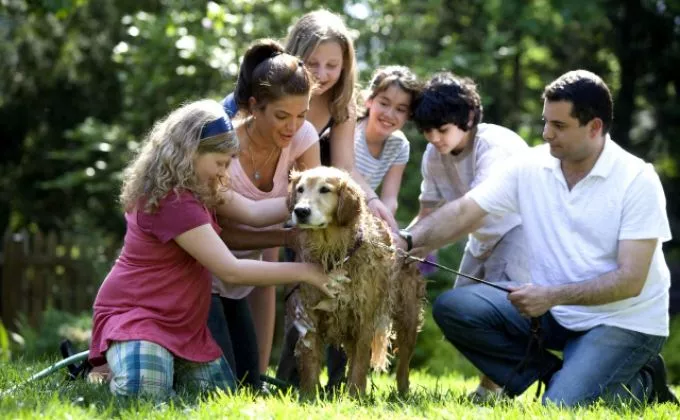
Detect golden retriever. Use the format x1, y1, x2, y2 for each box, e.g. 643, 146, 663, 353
287, 166, 426, 397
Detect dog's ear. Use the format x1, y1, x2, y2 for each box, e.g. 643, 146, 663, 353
287, 170, 301, 212
336, 179, 362, 226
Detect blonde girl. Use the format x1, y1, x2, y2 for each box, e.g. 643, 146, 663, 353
284, 9, 398, 230
89, 99, 330, 398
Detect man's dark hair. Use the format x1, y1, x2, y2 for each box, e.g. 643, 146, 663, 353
542, 70, 613, 134
412, 72, 483, 132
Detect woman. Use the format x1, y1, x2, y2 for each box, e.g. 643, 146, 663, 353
208, 39, 319, 390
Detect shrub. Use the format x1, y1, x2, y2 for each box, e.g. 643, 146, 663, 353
409, 243, 479, 377
0, 319, 10, 361
12, 307, 92, 361
662, 315, 680, 384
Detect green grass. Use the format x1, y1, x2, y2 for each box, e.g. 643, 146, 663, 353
1, 361, 680, 419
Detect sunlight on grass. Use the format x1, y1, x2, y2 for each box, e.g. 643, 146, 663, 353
1, 360, 679, 419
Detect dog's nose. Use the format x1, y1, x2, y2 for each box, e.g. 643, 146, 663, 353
294, 207, 311, 221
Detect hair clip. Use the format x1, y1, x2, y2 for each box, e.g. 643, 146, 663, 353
200, 114, 234, 139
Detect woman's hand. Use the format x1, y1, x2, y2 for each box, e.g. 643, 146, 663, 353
301, 263, 335, 297
367, 197, 399, 232
216, 192, 288, 227
283, 225, 300, 249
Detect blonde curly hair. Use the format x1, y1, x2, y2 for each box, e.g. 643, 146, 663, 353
120, 99, 239, 213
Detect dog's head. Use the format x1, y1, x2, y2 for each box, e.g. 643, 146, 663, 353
288, 166, 364, 229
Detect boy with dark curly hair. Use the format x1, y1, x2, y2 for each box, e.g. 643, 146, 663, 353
405, 71, 530, 402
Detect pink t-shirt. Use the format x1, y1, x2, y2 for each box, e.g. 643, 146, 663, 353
213, 120, 318, 299
89, 191, 223, 365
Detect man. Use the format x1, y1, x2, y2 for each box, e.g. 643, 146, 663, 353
407, 71, 531, 401
397, 70, 676, 406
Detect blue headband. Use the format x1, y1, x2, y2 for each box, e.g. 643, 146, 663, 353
200, 114, 234, 139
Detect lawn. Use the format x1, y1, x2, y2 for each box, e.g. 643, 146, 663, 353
1, 360, 679, 419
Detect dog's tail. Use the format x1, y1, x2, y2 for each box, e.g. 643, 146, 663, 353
370, 315, 393, 372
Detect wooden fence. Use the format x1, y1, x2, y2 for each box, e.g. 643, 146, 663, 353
1, 228, 113, 328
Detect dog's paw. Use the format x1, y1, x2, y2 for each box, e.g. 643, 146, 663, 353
312, 299, 335, 312
326, 268, 351, 300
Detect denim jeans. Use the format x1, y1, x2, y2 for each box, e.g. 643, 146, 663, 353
432, 284, 666, 406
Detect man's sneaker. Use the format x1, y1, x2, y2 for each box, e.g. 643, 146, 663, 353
644, 354, 679, 405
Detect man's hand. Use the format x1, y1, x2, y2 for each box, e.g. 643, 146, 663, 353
507, 284, 556, 318
408, 246, 431, 259
394, 234, 407, 251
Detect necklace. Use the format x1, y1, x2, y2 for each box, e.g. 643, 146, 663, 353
245, 123, 277, 181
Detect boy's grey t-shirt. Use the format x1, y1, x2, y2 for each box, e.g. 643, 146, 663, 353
419, 123, 528, 257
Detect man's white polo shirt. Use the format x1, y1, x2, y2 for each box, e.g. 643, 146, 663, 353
467, 138, 671, 336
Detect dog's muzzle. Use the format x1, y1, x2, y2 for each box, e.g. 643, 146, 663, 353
293, 206, 311, 223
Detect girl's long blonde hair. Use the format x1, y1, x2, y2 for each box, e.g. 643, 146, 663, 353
120, 99, 239, 213
285, 9, 357, 123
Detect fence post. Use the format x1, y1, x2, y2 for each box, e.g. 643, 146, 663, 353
1, 229, 27, 329
30, 229, 46, 327
1, 227, 111, 330
46, 231, 59, 310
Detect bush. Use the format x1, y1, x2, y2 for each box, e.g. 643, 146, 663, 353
12, 307, 92, 361
409, 242, 479, 377
662, 316, 680, 384
412, 308, 477, 377
0, 319, 10, 361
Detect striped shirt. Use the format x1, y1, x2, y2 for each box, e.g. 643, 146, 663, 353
354, 120, 410, 190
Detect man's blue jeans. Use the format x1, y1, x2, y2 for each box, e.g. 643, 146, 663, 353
432, 284, 666, 406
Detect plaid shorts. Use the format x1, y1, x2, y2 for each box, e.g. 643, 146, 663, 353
106, 340, 235, 398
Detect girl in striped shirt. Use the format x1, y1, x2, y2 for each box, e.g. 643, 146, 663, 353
354, 66, 421, 215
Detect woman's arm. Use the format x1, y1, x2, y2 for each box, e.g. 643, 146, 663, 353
378, 163, 407, 215
328, 115, 356, 173
354, 166, 399, 232
215, 192, 288, 227
328, 108, 399, 231
218, 223, 294, 250
175, 224, 331, 294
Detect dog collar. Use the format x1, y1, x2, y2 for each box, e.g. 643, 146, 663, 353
342, 229, 364, 264
330, 229, 364, 271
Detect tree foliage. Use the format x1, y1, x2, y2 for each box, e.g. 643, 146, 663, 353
1, 0, 679, 249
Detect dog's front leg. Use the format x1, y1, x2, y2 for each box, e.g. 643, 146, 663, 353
346, 334, 373, 397
296, 330, 322, 400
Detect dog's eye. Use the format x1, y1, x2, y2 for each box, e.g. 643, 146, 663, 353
297, 186, 304, 193
319, 186, 330, 193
